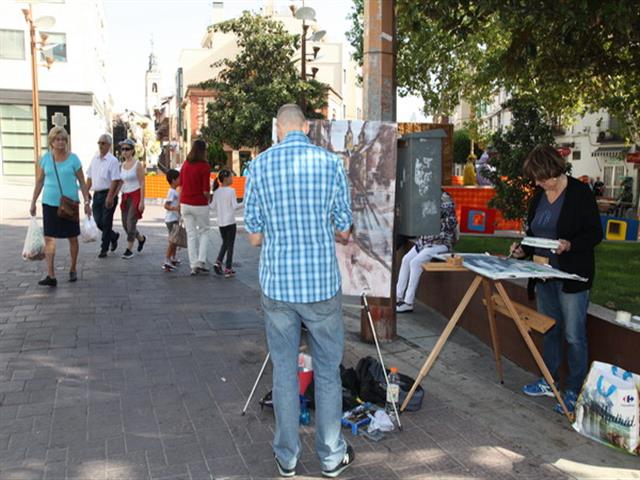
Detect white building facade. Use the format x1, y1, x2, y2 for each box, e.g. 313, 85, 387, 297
0, 0, 112, 175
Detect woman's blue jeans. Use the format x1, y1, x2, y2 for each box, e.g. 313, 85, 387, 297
261, 292, 347, 471
536, 280, 590, 392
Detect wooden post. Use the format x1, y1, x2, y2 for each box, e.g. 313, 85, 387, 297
361, 0, 397, 341
482, 278, 504, 384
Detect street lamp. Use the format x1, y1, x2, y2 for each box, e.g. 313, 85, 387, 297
22, 4, 56, 173
290, 4, 326, 111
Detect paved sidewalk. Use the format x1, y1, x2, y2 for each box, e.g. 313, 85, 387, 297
0, 178, 637, 480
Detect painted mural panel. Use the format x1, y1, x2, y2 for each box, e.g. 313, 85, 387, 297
308, 120, 398, 298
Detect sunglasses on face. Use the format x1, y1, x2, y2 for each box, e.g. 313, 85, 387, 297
121, 147, 133, 151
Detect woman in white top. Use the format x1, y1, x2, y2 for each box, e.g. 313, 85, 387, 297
118, 139, 146, 259
211, 169, 241, 277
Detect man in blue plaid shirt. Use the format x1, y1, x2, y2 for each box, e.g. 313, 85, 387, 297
244, 104, 354, 478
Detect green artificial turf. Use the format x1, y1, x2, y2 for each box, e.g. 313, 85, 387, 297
455, 236, 640, 315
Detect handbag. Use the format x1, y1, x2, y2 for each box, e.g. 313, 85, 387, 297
169, 221, 187, 248
52, 156, 80, 222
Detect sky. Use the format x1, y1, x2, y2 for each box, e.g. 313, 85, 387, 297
103, 0, 427, 121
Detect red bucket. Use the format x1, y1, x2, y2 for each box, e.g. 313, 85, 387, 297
298, 369, 313, 395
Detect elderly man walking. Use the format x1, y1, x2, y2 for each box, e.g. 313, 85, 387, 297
86, 134, 122, 258
244, 104, 354, 478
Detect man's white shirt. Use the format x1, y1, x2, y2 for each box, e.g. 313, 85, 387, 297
87, 152, 121, 191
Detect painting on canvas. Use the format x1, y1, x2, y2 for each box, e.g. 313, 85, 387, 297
308, 120, 398, 297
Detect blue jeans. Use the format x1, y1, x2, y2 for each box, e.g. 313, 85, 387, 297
261, 292, 346, 471
536, 280, 590, 392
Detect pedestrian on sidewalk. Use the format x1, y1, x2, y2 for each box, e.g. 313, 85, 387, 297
118, 139, 146, 259
510, 145, 602, 414
180, 139, 211, 275
396, 191, 458, 313
86, 134, 122, 258
244, 104, 354, 478
163, 169, 181, 271
29, 126, 91, 286
211, 169, 241, 277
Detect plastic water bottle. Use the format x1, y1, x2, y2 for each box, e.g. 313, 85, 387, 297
299, 395, 311, 425
385, 367, 400, 421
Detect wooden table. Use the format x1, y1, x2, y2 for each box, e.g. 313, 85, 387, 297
400, 261, 573, 422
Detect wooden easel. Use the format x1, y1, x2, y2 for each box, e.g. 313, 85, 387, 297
400, 259, 573, 422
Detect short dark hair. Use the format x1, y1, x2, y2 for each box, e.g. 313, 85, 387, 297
523, 145, 566, 181
186, 139, 207, 163
166, 169, 179, 185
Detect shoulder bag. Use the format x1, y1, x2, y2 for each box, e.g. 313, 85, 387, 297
169, 220, 187, 248
52, 156, 80, 222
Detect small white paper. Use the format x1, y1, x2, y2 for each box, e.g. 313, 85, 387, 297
521, 236, 561, 250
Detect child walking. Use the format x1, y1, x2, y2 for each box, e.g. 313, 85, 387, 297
211, 169, 240, 277
163, 169, 181, 272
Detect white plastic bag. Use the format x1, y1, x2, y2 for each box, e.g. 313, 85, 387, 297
80, 216, 100, 243
22, 216, 45, 261
573, 361, 640, 455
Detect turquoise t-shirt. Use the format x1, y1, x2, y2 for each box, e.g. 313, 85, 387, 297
40, 152, 82, 206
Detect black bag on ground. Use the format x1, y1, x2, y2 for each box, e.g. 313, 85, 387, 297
355, 356, 424, 412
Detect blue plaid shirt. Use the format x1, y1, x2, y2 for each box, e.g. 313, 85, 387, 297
244, 131, 352, 303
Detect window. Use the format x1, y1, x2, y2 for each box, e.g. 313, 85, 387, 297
343, 69, 347, 83
0, 105, 47, 175
152, 83, 158, 93
0, 30, 25, 60
40, 32, 67, 62
603, 164, 626, 198
572, 150, 581, 160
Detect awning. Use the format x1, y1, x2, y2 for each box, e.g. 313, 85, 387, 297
591, 146, 630, 157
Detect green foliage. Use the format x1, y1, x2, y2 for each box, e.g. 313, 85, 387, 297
347, 1, 640, 140
485, 96, 554, 222
207, 141, 227, 171
453, 129, 482, 165
201, 12, 329, 151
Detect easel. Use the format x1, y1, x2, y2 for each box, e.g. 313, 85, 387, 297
400, 259, 574, 422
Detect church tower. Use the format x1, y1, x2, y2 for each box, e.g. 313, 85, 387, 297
145, 39, 161, 116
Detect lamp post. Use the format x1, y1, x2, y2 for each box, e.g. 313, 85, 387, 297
290, 4, 325, 112
22, 4, 55, 174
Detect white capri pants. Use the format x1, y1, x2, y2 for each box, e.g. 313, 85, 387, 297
396, 244, 449, 305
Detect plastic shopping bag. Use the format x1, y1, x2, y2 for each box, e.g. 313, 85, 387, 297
22, 216, 45, 261
573, 361, 640, 455
80, 216, 100, 243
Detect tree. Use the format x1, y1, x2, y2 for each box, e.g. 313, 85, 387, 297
485, 96, 554, 223
201, 12, 329, 151
453, 129, 482, 165
347, 1, 640, 140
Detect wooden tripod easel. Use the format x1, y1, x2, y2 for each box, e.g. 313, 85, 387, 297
400, 261, 573, 422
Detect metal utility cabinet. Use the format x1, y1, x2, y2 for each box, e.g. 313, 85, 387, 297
396, 129, 446, 237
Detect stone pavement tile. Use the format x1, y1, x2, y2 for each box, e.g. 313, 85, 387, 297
0, 404, 19, 420
148, 463, 189, 480
163, 441, 206, 466
106, 463, 150, 480
0, 466, 46, 480
124, 433, 163, 454
17, 401, 54, 418
43, 461, 67, 480
206, 455, 249, 479
154, 405, 195, 437
45, 447, 68, 465
67, 461, 107, 480
186, 462, 212, 480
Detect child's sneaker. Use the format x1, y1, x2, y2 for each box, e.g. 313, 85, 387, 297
162, 262, 175, 272
224, 268, 236, 278
522, 378, 554, 397
553, 390, 578, 415
213, 261, 223, 275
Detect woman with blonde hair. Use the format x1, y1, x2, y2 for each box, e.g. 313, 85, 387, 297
29, 126, 91, 286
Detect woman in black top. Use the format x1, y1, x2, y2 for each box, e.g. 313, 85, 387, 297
510, 145, 602, 414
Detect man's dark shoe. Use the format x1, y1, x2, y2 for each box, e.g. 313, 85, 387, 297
137, 235, 146, 252
38, 276, 57, 287
98, 251, 108, 258
121, 249, 134, 260
69, 271, 77, 282
110, 232, 119, 252
322, 445, 354, 478
274, 455, 295, 478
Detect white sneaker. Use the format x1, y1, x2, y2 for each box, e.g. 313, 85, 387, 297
396, 302, 414, 313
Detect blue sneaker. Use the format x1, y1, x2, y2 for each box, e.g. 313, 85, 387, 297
554, 390, 578, 415
522, 378, 554, 397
